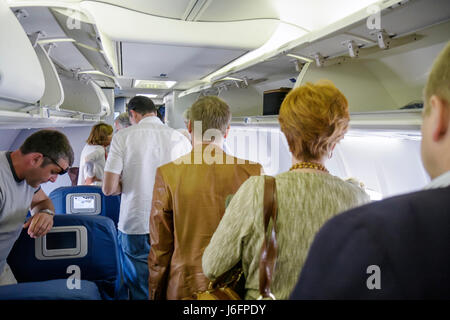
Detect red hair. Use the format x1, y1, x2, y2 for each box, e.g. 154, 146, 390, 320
278, 80, 349, 161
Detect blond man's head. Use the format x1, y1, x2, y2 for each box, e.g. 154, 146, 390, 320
189, 96, 231, 136
423, 42, 450, 116
279, 80, 349, 162
420, 42, 450, 179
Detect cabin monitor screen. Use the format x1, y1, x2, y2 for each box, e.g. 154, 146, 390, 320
66, 193, 101, 215
37, 226, 88, 260
73, 195, 95, 210
46, 231, 77, 250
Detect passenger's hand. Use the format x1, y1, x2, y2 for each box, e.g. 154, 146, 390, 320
85, 176, 101, 185
23, 212, 54, 238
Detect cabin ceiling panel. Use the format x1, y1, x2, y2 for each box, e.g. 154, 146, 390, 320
192, 0, 277, 22
121, 42, 247, 82
80, 1, 278, 50
86, 0, 278, 22
89, 0, 194, 20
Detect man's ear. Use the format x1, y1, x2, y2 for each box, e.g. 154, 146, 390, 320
430, 95, 450, 142
224, 125, 230, 139
28, 152, 44, 168
187, 120, 192, 134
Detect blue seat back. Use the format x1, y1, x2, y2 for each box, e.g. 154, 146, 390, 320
49, 186, 120, 228
0, 279, 102, 300
7, 215, 122, 299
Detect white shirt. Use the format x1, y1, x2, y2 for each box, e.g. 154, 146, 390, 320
77, 144, 106, 186
104, 116, 192, 234
424, 170, 450, 189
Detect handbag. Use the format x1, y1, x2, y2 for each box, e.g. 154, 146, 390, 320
190, 175, 278, 300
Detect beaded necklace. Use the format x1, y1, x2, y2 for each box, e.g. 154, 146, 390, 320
289, 162, 329, 173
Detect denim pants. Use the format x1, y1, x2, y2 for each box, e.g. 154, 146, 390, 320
117, 231, 150, 300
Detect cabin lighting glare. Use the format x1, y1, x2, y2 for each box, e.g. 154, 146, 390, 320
134, 80, 176, 89
137, 94, 158, 98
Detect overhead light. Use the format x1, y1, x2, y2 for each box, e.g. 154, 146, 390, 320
134, 80, 176, 89
136, 94, 158, 98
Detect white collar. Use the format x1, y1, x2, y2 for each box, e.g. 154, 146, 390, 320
424, 170, 450, 189
139, 115, 162, 125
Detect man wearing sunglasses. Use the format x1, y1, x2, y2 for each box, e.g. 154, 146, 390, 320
0, 129, 74, 286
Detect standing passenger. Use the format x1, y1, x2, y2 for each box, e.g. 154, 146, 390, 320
114, 112, 131, 132
78, 122, 113, 186
148, 96, 262, 300
202, 81, 370, 299
0, 130, 74, 285
102, 96, 191, 300
176, 108, 191, 142
290, 42, 450, 300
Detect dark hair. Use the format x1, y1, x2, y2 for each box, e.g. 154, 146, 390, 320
157, 106, 165, 123
127, 96, 157, 116
20, 130, 74, 166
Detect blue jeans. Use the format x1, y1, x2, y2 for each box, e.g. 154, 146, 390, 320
117, 231, 150, 300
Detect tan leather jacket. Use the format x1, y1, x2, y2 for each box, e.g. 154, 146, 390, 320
148, 145, 261, 300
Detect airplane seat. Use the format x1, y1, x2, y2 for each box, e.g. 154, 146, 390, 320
68, 167, 80, 186
49, 186, 120, 228
0, 279, 102, 300
5, 215, 123, 300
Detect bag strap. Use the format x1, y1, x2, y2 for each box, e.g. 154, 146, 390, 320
258, 175, 278, 300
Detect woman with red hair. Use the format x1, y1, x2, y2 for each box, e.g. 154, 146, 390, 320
203, 80, 370, 300
78, 122, 113, 186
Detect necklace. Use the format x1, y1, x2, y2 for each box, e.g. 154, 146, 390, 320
290, 162, 329, 173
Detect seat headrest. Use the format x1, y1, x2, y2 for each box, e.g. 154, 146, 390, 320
49, 186, 120, 227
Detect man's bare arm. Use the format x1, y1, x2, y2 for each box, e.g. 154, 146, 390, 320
102, 171, 122, 196
25, 189, 55, 238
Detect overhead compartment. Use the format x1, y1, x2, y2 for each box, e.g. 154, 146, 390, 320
34, 43, 64, 110
294, 0, 450, 112
1, 4, 113, 128
0, 0, 45, 110
58, 72, 111, 117
199, 0, 449, 115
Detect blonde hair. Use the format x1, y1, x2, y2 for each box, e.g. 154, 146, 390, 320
189, 96, 231, 135
182, 108, 191, 122
86, 122, 113, 146
279, 80, 349, 161
424, 41, 450, 115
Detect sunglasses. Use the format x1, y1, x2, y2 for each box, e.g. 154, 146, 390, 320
43, 154, 69, 175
